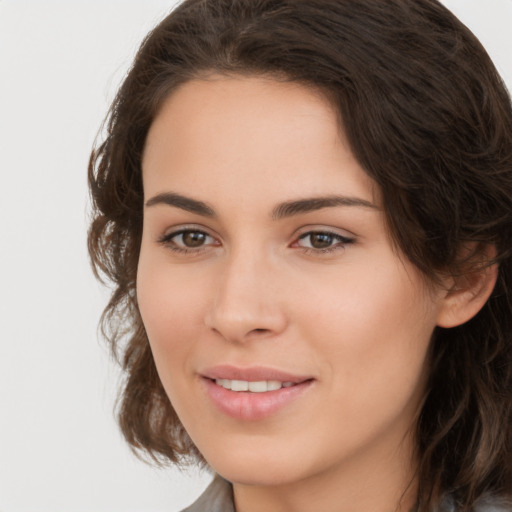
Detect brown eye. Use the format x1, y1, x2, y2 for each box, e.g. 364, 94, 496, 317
161, 229, 217, 252
309, 233, 335, 249
181, 230, 208, 247
296, 231, 354, 252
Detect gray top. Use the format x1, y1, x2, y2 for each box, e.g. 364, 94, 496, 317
469, 496, 512, 512
181, 476, 235, 512
444, 495, 512, 512
180, 476, 511, 512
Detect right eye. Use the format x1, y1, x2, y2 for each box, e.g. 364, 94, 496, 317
158, 229, 219, 253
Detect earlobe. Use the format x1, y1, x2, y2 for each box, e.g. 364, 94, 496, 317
436, 246, 498, 329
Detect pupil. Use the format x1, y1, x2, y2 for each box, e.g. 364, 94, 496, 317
311, 233, 333, 249
183, 231, 205, 247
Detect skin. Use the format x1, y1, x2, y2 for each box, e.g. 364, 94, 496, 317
137, 75, 459, 512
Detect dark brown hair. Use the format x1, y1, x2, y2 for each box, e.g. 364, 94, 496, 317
88, 0, 512, 510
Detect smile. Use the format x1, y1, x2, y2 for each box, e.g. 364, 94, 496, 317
200, 366, 314, 420
215, 379, 296, 392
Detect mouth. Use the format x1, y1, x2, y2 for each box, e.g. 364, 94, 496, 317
200, 366, 315, 420
213, 379, 298, 392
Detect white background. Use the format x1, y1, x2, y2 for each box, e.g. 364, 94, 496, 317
0, 1, 511, 511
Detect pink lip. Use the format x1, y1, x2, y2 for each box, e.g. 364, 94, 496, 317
200, 365, 314, 421
201, 365, 312, 383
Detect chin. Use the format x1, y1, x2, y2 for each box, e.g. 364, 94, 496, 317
198, 436, 316, 487
214, 462, 305, 487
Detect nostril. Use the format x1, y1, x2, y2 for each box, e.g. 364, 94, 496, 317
250, 328, 270, 335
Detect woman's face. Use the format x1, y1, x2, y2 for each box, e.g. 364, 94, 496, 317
138, 76, 446, 490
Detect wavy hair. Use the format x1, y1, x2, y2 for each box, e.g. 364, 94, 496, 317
88, 1, 512, 510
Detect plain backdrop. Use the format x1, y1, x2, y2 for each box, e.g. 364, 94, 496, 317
0, 1, 511, 511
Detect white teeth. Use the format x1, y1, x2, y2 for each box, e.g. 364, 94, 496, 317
231, 380, 249, 392
217, 379, 231, 390
266, 380, 283, 391
215, 379, 296, 392
248, 381, 268, 392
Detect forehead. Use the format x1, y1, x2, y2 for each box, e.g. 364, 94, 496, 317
142, 75, 378, 208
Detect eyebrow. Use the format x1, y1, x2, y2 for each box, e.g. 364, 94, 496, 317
145, 192, 215, 217
271, 196, 378, 220
145, 192, 377, 219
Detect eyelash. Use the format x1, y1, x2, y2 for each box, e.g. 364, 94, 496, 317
294, 231, 355, 255
157, 228, 355, 255
157, 228, 218, 254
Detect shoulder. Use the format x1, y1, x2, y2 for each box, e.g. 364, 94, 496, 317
180, 475, 235, 512
473, 495, 512, 512
441, 494, 512, 512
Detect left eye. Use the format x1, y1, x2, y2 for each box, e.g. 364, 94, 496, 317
296, 231, 353, 250
162, 229, 216, 250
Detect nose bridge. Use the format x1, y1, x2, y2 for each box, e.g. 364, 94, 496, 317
205, 241, 286, 342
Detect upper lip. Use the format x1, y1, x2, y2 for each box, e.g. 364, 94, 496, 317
200, 365, 313, 383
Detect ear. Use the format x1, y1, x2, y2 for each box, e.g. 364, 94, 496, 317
436, 244, 498, 329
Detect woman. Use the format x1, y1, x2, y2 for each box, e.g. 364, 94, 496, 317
88, 0, 512, 511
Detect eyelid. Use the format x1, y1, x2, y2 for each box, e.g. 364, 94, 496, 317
293, 224, 356, 241
157, 224, 221, 252
157, 223, 216, 240
290, 226, 356, 254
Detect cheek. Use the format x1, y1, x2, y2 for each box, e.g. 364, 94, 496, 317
299, 263, 430, 343
295, 257, 436, 409
136, 252, 211, 385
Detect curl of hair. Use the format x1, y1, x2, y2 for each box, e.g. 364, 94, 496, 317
88, 0, 512, 508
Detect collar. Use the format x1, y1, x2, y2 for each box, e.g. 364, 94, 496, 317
181, 475, 235, 512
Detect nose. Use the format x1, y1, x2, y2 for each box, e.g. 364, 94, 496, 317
204, 248, 288, 343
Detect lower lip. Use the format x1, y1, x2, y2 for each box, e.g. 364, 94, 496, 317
202, 378, 313, 421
